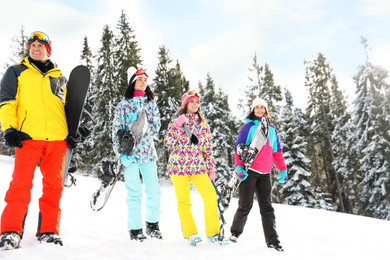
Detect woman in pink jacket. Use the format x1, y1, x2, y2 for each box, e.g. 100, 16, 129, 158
229, 98, 287, 251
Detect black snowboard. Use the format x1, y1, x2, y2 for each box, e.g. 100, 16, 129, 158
61, 65, 91, 187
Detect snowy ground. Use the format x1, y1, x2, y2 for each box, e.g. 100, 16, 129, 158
0, 154, 389, 260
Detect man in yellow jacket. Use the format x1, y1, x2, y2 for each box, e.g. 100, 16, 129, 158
0, 31, 70, 249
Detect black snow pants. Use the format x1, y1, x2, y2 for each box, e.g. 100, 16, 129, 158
230, 170, 279, 244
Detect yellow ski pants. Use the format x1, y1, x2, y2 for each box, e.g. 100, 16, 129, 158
170, 174, 220, 239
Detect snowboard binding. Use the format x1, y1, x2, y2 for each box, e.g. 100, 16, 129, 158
97, 159, 121, 188
214, 180, 233, 213
236, 143, 259, 166
117, 129, 136, 156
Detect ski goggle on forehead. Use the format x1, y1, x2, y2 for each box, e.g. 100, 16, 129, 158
183, 90, 200, 104
135, 69, 148, 78
28, 31, 50, 45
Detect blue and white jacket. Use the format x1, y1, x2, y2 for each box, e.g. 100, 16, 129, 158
112, 95, 160, 164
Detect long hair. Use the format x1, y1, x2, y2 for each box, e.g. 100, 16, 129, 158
124, 81, 155, 101
246, 108, 272, 123
179, 104, 206, 123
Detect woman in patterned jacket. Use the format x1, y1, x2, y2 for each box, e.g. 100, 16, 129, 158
164, 90, 224, 246
112, 68, 162, 242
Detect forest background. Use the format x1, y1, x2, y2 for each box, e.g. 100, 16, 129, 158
1, 9, 389, 222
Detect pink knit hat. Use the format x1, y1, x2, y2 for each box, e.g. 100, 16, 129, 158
181, 90, 200, 108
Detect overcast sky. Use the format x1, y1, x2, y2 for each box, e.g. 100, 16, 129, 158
1, 0, 389, 116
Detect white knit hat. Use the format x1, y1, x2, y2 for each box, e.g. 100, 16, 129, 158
127, 67, 148, 85
251, 98, 268, 111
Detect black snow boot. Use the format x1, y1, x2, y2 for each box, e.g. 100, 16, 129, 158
145, 222, 163, 239
267, 241, 284, 252
129, 229, 147, 242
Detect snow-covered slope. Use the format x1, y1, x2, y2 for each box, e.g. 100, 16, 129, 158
0, 154, 389, 260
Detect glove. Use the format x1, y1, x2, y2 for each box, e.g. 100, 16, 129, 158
278, 170, 288, 183
66, 134, 78, 149
236, 165, 248, 182
120, 154, 133, 167
4, 128, 23, 148
173, 115, 188, 129
129, 113, 138, 122
208, 169, 216, 182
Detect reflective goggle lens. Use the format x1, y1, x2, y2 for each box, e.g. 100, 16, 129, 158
135, 69, 148, 78
28, 31, 50, 44
187, 90, 198, 97
182, 90, 200, 105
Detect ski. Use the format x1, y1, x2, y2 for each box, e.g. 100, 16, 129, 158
90, 104, 149, 211
61, 65, 91, 187
168, 97, 199, 145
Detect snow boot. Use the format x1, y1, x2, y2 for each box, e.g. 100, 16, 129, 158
0, 232, 21, 250
145, 222, 162, 239
188, 234, 202, 246
130, 229, 147, 242
37, 232, 63, 246
267, 241, 284, 252
229, 233, 239, 243
207, 234, 229, 246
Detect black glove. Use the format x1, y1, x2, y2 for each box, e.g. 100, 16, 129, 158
4, 128, 23, 148
66, 134, 78, 149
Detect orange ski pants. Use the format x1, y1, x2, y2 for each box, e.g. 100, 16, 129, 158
0, 140, 67, 237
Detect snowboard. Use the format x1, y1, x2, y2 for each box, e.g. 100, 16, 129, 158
128, 104, 148, 155
236, 116, 269, 171
212, 178, 236, 245
90, 159, 122, 211
168, 97, 199, 145
90, 104, 149, 211
61, 65, 91, 187
214, 173, 239, 213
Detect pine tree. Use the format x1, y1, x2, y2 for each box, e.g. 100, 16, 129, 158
238, 53, 262, 116
352, 37, 390, 219
88, 25, 118, 173
2, 26, 29, 70
76, 35, 95, 171
115, 9, 142, 96
261, 63, 283, 124
238, 53, 282, 122
278, 89, 316, 207
198, 73, 235, 182
328, 75, 362, 214
304, 53, 344, 212
0, 26, 29, 156
153, 46, 189, 177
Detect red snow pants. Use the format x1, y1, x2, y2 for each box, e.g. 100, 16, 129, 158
0, 140, 67, 237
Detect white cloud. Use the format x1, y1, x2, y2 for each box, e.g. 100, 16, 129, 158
359, 0, 390, 16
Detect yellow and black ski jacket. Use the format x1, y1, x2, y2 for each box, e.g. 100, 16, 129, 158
0, 57, 68, 141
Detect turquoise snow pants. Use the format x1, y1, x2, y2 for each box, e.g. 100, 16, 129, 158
123, 161, 161, 231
